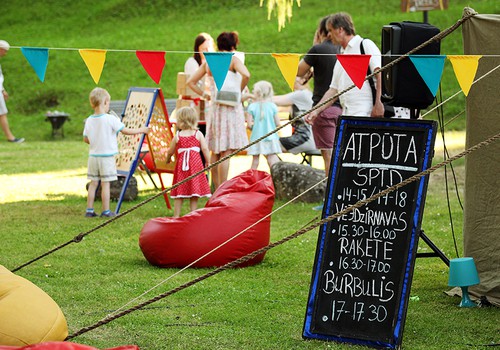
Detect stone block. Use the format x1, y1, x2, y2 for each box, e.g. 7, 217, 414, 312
86, 176, 138, 201
271, 162, 326, 203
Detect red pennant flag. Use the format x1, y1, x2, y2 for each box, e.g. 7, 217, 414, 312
136, 51, 166, 84
336, 54, 371, 89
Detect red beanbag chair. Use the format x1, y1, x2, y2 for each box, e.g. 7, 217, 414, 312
139, 169, 274, 268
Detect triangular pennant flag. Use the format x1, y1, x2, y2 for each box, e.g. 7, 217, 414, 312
136, 50, 166, 84
204, 52, 234, 91
336, 54, 372, 89
271, 53, 300, 91
447, 55, 481, 96
21, 47, 49, 82
79, 49, 107, 84
409, 55, 446, 97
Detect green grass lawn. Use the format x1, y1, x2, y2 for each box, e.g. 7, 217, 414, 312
1, 137, 498, 350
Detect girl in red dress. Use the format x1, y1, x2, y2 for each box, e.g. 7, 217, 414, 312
166, 107, 211, 217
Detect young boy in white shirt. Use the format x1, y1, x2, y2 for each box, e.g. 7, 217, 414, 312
83, 87, 149, 217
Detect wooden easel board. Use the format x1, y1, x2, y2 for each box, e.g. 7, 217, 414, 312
303, 117, 437, 349
145, 89, 175, 172
116, 88, 156, 174
115, 87, 174, 213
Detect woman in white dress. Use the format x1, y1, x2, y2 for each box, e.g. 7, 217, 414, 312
184, 32, 214, 75
187, 32, 250, 190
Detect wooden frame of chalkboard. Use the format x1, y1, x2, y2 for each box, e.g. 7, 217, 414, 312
303, 117, 437, 349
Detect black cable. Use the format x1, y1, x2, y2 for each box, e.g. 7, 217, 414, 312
436, 85, 460, 258
439, 106, 465, 211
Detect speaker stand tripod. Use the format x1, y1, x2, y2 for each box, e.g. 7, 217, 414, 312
417, 230, 450, 267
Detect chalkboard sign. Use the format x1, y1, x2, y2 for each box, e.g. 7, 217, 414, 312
303, 117, 437, 349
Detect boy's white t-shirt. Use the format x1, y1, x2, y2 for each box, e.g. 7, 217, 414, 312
83, 113, 125, 156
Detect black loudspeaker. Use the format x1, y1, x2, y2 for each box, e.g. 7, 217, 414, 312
381, 21, 441, 110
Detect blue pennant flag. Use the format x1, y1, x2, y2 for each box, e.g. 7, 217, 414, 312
21, 47, 49, 82
204, 52, 234, 91
409, 55, 446, 97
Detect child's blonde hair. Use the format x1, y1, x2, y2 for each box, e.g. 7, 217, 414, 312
252, 81, 274, 121
176, 106, 199, 130
252, 80, 274, 101
89, 87, 110, 109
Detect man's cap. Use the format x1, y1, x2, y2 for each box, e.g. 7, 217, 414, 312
0, 40, 10, 50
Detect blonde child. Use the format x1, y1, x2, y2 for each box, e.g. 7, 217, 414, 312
83, 87, 150, 217
166, 106, 211, 218
245, 81, 281, 170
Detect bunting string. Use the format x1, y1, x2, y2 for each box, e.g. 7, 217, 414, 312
15, 45, 499, 92
10, 46, 500, 57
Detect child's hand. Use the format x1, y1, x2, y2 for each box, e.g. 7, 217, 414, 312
241, 92, 254, 102
305, 111, 318, 125
142, 126, 151, 134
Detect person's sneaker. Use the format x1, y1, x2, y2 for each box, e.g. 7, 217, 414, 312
8, 137, 25, 143
85, 211, 98, 217
100, 210, 116, 218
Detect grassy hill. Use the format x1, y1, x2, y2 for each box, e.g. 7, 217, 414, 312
0, 0, 497, 140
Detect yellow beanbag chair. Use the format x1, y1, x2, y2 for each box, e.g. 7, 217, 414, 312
0, 265, 68, 346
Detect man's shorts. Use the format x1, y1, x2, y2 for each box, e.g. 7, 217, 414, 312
87, 156, 118, 182
312, 105, 342, 150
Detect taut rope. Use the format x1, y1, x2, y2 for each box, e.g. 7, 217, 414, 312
66, 130, 500, 340
12, 9, 478, 272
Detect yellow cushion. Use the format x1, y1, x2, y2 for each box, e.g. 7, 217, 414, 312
0, 265, 68, 346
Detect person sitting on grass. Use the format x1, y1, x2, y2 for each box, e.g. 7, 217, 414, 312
273, 75, 316, 155
83, 87, 150, 218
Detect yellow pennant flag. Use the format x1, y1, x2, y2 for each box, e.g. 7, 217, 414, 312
79, 49, 107, 84
447, 55, 481, 96
271, 53, 300, 91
